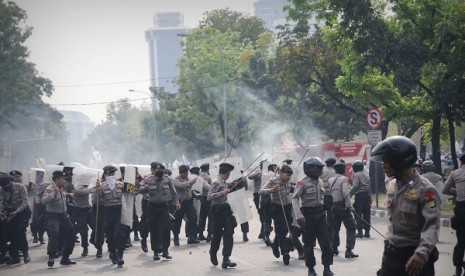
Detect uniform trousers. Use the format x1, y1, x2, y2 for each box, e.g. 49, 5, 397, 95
210, 203, 237, 257
172, 198, 198, 239
104, 205, 124, 257
6, 208, 31, 259
147, 202, 171, 253
452, 201, 465, 267
270, 203, 293, 255
46, 212, 75, 258
353, 192, 371, 232
74, 207, 94, 249
301, 206, 333, 268
331, 203, 356, 250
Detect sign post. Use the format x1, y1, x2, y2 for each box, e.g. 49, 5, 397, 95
366, 107, 383, 208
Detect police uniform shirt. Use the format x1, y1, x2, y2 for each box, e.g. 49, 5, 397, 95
199, 172, 212, 196
350, 171, 371, 197
328, 175, 352, 209
385, 171, 440, 260
292, 177, 324, 220
0, 183, 29, 213
173, 175, 192, 201
320, 167, 336, 185
443, 165, 465, 202
73, 186, 94, 208
141, 175, 179, 205
42, 184, 67, 213
207, 177, 229, 206
423, 172, 444, 189
260, 176, 292, 205
35, 182, 50, 204
248, 170, 262, 193
99, 181, 124, 206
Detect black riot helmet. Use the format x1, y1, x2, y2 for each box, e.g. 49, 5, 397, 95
352, 160, 364, 173
303, 157, 325, 180
371, 136, 417, 171
421, 160, 435, 173
334, 162, 346, 175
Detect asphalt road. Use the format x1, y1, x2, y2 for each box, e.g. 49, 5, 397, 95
0, 202, 456, 276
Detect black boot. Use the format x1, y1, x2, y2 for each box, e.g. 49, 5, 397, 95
209, 250, 218, 266
33, 236, 39, 243
264, 235, 271, 246
60, 257, 77, 265
356, 230, 364, 238
206, 233, 212, 242
323, 265, 335, 276
174, 235, 180, 246
81, 247, 88, 257
47, 256, 54, 267
243, 233, 249, 242
188, 236, 199, 244
110, 252, 118, 264
332, 247, 339, 256
117, 251, 124, 267
271, 242, 280, 258
96, 247, 103, 258
23, 252, 31, 263
283, 253, 290, 265
198, 233, 206, 241
162, 251, 172, 260
308, 267, 318, 276
39, 235, 45, 245
221, 256, 237, 269
298, 248, 305, 260
364, 230, 370, 238
6, 258, 20, 265
134, 233, 140, 241
141, 238, 148, 253
153, 252, 160, 261
453, 266, 462, 276
345, 248, 359, 258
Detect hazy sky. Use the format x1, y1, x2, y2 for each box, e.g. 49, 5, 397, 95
13, 0, 256, 123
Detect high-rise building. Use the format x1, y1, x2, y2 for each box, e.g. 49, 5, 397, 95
253, 0, 288, 31
145, 12, 190, 109
60, 110, 94, 153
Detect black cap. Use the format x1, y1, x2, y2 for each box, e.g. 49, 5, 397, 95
52, 170, 66, 179
283, 159, 293, 165
325, 158, 336, 166
9, 170, 22, 177
0, 175, 13, 187
219, 163, 234, 173
268, 164, 277, 172
200, 163, 210, 172
102, 165, 118, 174
178, 165, 190, 173
189, 167, 200, 175
150, 161, 163, 169
280, 164, 293, 174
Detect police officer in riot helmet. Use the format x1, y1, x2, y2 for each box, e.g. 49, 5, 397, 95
294, 157, 335, 276
372, 136, 440, 276
349, 160, 371, 239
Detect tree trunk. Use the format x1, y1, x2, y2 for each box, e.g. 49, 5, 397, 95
431, 111, 442, 174
381, 120, 389, 140
446, 108, 459, 169
419, 129, 427, 161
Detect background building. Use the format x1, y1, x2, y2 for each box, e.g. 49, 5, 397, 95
145, 12, 191, 109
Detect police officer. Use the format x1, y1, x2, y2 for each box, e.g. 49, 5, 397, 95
327, 162, 358, 258
42, 171, 76, 267
443, 152, 465, 276
293, 157, 335, 276
422, 160, 446, 205
90, 178, 105, 258
137, 174, 150, 252
208, 162, 238, 269
0, 175, 31, 265
372, 136, 440, 276
260, 164, 294, 265
321, 158, 336, 241
172, 164, 199, 245
30, 170, 46, 244
259, 164, 277, 246
72, 180, 95, 257
349, 160, 372, 238
321, 158, 336, 186
141, 162, 179, 261
248, 162, 264, 239
96, 165, 125, 267
198, 163, 212, 242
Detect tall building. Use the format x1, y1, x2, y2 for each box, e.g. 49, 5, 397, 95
253, 0, 288, 31
145, 12, 191, 109
60, 110, 94, 153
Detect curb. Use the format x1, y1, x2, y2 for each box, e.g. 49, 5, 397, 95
371, 209, 451, 228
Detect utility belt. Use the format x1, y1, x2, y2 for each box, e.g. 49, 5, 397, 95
301, 205, 325, 216
46, 211, 69, 220
148, 201, 169, 208
383, 240, 439, 263
354, 191, 371, 197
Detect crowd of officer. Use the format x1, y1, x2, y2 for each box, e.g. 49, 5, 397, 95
0, 135, 464, 276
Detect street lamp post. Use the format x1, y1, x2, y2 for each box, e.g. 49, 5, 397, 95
129, 89, 157, 156
177, 33, 228, 158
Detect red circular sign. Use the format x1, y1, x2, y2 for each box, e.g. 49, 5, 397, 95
366, 108, 382, 129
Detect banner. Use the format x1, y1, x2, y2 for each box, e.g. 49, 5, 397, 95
227, 188, 252, 225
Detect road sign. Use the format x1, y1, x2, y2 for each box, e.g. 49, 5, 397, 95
366, 107, 383, 129
368, 130, 383, 145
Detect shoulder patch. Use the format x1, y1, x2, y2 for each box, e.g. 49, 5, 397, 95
424, 188, 437, 208
296, 181, 302, 189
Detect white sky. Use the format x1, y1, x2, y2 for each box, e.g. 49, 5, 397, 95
13, 0, 256, 123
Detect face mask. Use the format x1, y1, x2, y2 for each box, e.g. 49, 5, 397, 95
106, 176, 115, 190
155, 170, 164, 178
